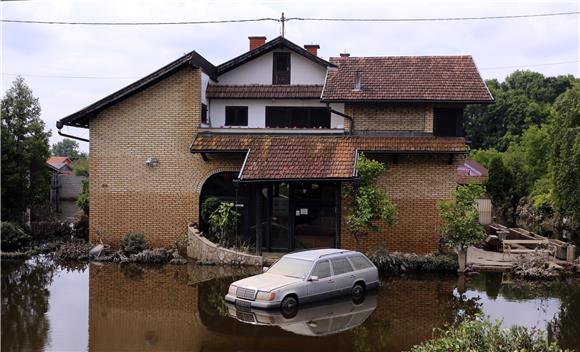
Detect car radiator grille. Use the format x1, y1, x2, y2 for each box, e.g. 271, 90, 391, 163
236, 287, 257, 301
236, 311, 256, 323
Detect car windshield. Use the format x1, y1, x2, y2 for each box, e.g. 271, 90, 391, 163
267, 257, 314, 279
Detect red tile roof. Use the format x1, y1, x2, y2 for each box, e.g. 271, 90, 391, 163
321, 56, 494, 103
206, 84, 323, 99
47, 156, 72, 165
191, 134, 468, 180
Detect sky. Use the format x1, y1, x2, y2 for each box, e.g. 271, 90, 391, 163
2, 0, 579, 152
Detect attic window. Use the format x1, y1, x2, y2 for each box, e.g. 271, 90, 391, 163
354, 71, 362, 91
273, 52, 291, 85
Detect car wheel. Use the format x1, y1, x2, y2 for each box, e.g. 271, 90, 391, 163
280, 295, 298, 318
352, 282, 365, 304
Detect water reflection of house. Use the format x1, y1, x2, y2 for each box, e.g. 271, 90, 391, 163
47, 156, 85, 220
58, 35, 493, 252
88, 264, 465, 352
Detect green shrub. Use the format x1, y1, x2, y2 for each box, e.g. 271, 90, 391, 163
77, 179, 89, 215
1, 222, 31, 252
410, 316, 569, 352
208, 202, 239, 246
29, 221, 73, 239
120, 232, 147, 255
367, 251, 458, 273
201, 197, 221, 222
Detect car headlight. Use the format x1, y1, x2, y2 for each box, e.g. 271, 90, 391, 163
228, 285, 237, 296
256, 291, 276, 301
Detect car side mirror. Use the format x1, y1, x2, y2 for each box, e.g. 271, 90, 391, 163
309, 275, 319, 281
262, 266, 269, 273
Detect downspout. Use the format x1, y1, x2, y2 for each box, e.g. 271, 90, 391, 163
56, 121, 89, 142
326, 103, 355, 135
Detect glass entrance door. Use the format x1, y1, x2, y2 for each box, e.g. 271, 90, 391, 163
268, 183, 290, 251
292, 183, 338, 250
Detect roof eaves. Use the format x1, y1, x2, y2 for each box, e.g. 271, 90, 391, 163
320, 98, 495, 104
216, 36, 335, 76
58, 50, 217, 128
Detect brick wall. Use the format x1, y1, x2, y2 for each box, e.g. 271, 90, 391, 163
341, 153, 464, 253
89, 67, 242, 247
345, 103, 433, 132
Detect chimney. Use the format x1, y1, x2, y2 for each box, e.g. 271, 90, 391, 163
304, 44, 320, 56
340, 53, 350, 57
248, 36, 266, 51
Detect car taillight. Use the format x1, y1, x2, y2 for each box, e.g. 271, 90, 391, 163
256, 291, 276, 301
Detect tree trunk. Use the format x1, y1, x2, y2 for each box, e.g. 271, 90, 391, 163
457, 246, 468, 273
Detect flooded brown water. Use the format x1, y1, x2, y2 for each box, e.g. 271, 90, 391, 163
2, 256, 579, 351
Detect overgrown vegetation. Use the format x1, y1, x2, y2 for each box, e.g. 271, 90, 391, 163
208, 201, 239, 247
1, 77, 51, 224
367, 250, 458, 273
1, 222, 32, 252
410, 315, 569, 352
438, 184, 485, 272
466, 72, 580, 241
77, 180, 89, 215
120, 232, 148, 255
345, 153, 397, 248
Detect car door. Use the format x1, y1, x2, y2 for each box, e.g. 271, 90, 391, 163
330, 257, 356, 294
307, 260, 335, 301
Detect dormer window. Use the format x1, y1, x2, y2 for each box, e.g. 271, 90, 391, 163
273, 52, 291, 85
354, 71, 362, 91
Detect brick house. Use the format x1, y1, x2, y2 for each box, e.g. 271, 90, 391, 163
57, 36, 493, 254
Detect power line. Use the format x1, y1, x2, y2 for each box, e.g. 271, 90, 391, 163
2, 11, 578, 26
287, 11, 580, 22
1, 17, 278, 25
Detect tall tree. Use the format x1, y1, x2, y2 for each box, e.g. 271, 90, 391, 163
1, 77, 51, 223
51, 138, 83, 159
550, 83, 580, 221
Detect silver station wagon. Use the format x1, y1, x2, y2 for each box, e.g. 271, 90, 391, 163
225, 249, 379, 314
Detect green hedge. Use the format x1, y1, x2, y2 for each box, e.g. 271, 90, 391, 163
410, 316, 569, 352
367, 251, 458, 273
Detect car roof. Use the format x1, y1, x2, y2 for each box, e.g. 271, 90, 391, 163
284, 248, 358, 261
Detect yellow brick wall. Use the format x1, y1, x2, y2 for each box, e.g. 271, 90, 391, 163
89, 67, 242, 247
341, 153, 464, 253
345, 103, 434, 132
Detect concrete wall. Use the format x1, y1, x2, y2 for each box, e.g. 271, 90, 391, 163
218, 50, 327, 85
58, 175, 86, 199
209, 99, 344, 128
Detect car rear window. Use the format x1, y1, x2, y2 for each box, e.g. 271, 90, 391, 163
348, 255, 373, 270
311, 260, 331, 279
331, 258, 354, 275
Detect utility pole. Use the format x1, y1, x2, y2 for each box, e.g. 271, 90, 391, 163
280, 12, 286, 37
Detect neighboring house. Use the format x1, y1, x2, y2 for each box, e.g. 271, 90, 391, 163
47, 156, 73, 175
57, 36, 493, 253
47, 156, 85, 219
457, 159, 488, 185
457, 159, 492, 225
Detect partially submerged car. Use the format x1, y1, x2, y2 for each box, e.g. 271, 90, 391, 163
225, 249, 379, 315
226, 293, 377, 336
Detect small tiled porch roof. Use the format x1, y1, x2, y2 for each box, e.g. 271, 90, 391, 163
206, 84, 324, 99
191, 134, 468, 181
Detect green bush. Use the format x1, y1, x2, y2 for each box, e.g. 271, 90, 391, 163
77, 179, 89, 215
1, 222, 31, 252
29, 221, 73, 239
367, 251, 458, 273
120, 232, 147, 255
201, 197, 221, 222
410, 316, 569, 352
